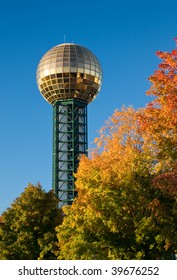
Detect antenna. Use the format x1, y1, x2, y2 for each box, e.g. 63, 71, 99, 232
64, 35, 66, 43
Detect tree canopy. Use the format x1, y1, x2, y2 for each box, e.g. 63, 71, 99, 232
0, 184, 62, 260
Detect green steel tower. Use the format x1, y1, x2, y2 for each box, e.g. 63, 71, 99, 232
36, 43, 102, 208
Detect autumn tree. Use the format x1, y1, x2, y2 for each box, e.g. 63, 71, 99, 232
0, 183, 62, 260
139, 38, 177, 172
56, 40, 177, 260
135, 38, 177, 259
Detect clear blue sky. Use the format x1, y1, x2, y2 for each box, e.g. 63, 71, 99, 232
0, 0, 177, 214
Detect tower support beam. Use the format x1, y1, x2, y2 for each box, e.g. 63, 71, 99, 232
52, 99, 87, 208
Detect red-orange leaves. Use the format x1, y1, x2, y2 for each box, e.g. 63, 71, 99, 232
147, 42, 177, 99
153, 165, 177, 198
138, 40, 177, 171
172, 49, 177, 56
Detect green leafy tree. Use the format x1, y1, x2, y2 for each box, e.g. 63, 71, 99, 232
0, 183, 62, 260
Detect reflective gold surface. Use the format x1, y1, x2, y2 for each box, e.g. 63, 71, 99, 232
36, 43, 102, 104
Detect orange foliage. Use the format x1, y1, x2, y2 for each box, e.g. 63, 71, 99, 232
137, 39, 177, 171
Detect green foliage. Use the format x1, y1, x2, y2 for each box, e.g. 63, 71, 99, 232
0, 183, 62, 260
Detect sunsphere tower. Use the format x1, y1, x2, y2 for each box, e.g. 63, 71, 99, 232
36, 43, 102, 208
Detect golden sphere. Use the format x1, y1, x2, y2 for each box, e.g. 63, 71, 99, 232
36, 43, 102, 104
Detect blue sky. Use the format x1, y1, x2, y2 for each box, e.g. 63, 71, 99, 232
0, 0, 177, 214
